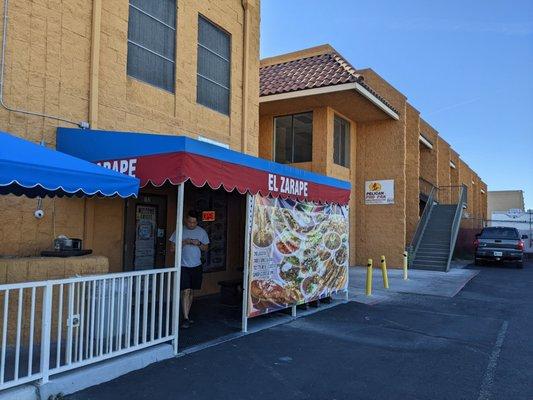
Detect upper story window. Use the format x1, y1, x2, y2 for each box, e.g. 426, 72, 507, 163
274, 112, 313, 164
197, 16, 231, 115
127, 0, 177, 92
333, 115, 350, 167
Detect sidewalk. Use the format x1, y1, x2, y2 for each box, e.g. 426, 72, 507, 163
66, 260, 533, 400
11, 263, 480, 400
347, 262, 479, 304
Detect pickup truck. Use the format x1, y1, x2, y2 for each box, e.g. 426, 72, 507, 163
474, 227, 527, 268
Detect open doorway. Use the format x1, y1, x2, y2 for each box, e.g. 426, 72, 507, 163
175, 182, 247, 350
123, 183, 248, 350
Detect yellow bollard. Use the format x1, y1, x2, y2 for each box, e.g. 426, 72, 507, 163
380, 255, 389, 289
365, 259, 373, 296
403, 251, 408, 280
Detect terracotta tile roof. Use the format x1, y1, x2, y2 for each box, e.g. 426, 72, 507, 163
260, 51, 398, 115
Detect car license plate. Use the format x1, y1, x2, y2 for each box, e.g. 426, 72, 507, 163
493, 251, 503, 257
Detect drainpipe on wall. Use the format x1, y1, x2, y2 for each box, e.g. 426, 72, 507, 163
0, 0, 89, 136
83, 0, 103, 251
240, 0, 250, 154
89, 0, 102, 130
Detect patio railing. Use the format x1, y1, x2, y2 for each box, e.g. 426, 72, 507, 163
0, 267, 179, 391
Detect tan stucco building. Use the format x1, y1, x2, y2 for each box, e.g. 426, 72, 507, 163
258, 45, 488, 267
0, 0, 260, 289
1, 5, 487, 276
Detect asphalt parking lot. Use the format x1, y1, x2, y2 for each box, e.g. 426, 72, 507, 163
68, 259, 533, 400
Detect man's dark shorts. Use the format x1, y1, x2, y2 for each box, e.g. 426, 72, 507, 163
180, 265, 203, 290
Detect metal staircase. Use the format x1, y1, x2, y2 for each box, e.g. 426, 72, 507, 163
409, 185, 467, 272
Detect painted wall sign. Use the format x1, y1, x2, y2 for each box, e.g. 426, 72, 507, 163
506, 209, 524, 219
365, 180, 394, 205
96, 158, 137, 177
268, 173, 309, 197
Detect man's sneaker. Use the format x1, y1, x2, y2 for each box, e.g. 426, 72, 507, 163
181, 319, 190, 329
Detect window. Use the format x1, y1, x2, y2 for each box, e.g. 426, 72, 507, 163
480, 227, 520, 240
274, 112, 313, 164
197, 16, 231, 115
127, 0, 176, 92
333, 115, 350, 167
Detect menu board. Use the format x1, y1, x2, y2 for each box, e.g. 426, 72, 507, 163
247, 196, 349, 318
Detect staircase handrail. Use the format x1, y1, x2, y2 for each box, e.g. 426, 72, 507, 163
409, 186, 437, 258
445, 184, 467, 271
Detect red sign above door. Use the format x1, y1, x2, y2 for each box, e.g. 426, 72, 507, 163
202, 211, 216, 222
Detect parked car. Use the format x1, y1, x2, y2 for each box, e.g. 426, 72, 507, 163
474, 227, 527, 268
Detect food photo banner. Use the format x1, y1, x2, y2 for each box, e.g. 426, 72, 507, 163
247, 196, 349, 318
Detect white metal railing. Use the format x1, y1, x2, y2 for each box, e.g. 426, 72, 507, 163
409, 186, 437, 258
445, 185, 467, 272
0, 268, 179, 391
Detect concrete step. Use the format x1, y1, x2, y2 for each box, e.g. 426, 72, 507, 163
423, 233, 451, 237
421, 241, 451, 245
421, 234, 450, 239
414, 252, 449, 258
411, 262, 448, 270
414, 256, 449, 262
413, 258, 448, 265
410, 262, 447, 271
422, 238, 451, 243
418, 243, 450, 249
415, 251, 449, 258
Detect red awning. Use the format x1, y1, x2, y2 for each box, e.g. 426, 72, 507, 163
57, 129, 352, 205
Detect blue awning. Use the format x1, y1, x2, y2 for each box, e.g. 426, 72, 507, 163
0, 131, 139, 198
57, 128, 352, 204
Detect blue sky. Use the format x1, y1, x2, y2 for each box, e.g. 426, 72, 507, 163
260, 0, 533, 210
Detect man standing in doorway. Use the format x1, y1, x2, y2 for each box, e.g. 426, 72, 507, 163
170, 210, 209, 329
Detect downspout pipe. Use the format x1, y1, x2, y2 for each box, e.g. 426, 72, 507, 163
240, 0, 250, 154
89, 0, 102, 129
0, 0, 89, 131
83, 0, 102, 254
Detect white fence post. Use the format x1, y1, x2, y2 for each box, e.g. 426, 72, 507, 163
241, 194, 254, 333
40, 283, 53, 384
173, 183, 184, 355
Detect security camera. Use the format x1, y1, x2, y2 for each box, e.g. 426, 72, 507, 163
34, 209, 44, 219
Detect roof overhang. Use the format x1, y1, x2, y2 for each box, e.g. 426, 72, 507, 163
419, 134, 433, 149
260, 82, 399, 121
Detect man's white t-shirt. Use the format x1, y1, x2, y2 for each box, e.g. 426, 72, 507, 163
169, 226, 209, 268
